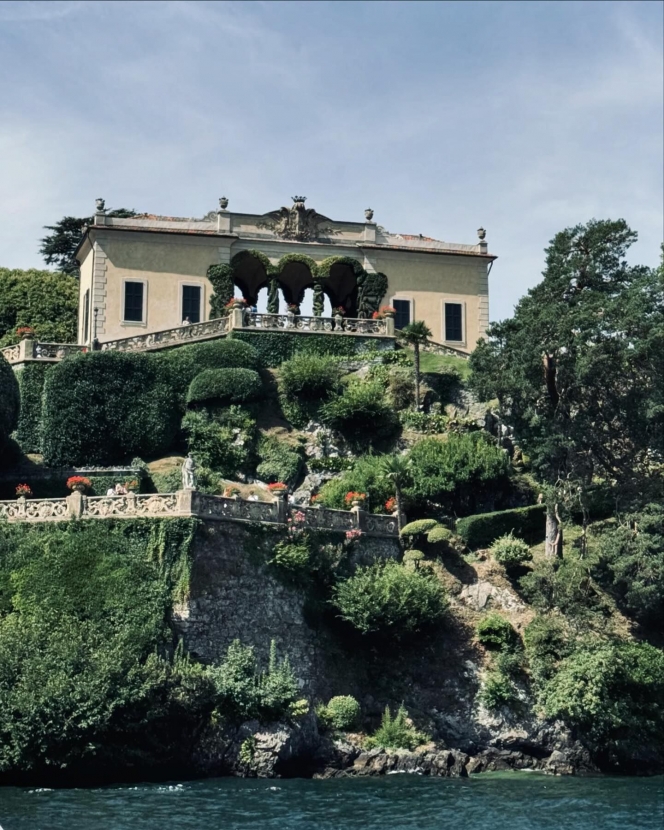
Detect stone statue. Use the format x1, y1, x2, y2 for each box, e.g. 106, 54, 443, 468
182, 454, 197, 490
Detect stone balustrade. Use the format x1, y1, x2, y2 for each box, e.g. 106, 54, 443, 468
0, 490, 399, 536
241, 312, 391, 336
100, 316, 231, 353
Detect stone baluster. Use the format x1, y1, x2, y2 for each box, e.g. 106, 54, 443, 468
274, 492, 288, 523
66, 491, 85, 519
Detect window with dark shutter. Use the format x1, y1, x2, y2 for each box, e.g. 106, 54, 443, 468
182, 285, 201, 323
124, 282, 144, 322
394, 299, 411, 330
445, 303, 463, 342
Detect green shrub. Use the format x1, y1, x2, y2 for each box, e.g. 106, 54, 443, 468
491, 533, 533, 568
540, 642, 664, 751
271, 540, 310, 574
278, 354, 339, 426
0, 519, 213, 776
41, 351, 179, 466
0, 354, 19, 453
519, 551, 600, 619
150, 468, 183, 494
0, 268, 78, 346
399, 410, 449, 434
317, 455, 394, 514
320, 380, 398, 449
157, 338, 260, 403
318, 695, 361, 731
476, 613, 517, 651
229, 331, 374, 368
386, 368, 415, 411
400, 519, 438, 538
456, 504, 546, 549
209, 639, 299, 723
256, 434, 303, 485
332, 560, 447, 637
480, 672, 518, 710
426, 525, 454, 546
182, 407, 256, 477
403, 550, 426, 569
308, 457, 354, 474
593, 504, 664, 629
365, 705, 428, 750
523, 615, 570, 682
406, 433, 509, 512
187, 368, 263, 407
14, 362, 52, 453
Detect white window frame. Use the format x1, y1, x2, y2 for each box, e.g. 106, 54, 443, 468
121, 278, 148, 327
179, 281, 206, 325
441, 299, 466, 346
389, 295, 414, 329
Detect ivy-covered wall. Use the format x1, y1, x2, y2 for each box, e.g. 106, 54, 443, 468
229, 331, 394, 368
14, 363, 53, 454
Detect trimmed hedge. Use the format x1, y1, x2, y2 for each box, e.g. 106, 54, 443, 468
187, 368, 263, 407
41, 351, 179, 466
14, 363, 52, 453
157, 338, 260, 404
230, 331, 391, 368
456, 504, 546, 550
0, 354, 19, 452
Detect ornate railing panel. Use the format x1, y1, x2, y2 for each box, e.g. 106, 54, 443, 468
293, 505, 355, 532
360, 513, 399, 536
193, 492, 278, 523
0, 497, 69, 521
100, 317, 230, 353
242, 313, 388, 336
34, 343, 88, 360
1, 344, 20, 363
85, 493, 180, 518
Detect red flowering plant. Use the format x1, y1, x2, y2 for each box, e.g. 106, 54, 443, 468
66, 476, 92, 492
345, 529, 363, 542
15, 483, 32, 497
374, 306, 397, 319
224, 485, 241, 497
267, 482, 288, 492
311, 494, 324, 505
385, 497, 397, 513
16, 326, 35, 338
345, 491, 367, 506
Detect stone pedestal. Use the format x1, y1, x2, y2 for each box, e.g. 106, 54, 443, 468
273, 492, 288, 523
66, 491, 84, 518
177, 489, 194, 515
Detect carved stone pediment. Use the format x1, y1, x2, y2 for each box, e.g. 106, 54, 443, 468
259, 197, 338, 241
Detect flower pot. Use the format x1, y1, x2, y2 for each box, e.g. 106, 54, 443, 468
71, 484, 87, 493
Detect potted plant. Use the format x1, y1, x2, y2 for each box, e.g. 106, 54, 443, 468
15, 483, 32, 499
66, 475, 92, 494
373, 306, 396, 319
385, 496, 397, 514
345, 491, 367, 509
16, 326, 35, 339
267, 482, 288, 495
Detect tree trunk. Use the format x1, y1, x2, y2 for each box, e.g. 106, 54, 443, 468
414, 345, 421, 410
545, 503, 563, 558
395, 487, 404, 534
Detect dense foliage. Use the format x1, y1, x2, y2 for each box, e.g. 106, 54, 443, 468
0, 354, 20, 455
476, 613, 517, 651
490, 533, 533, 568
317, 456, 393, 514
256, 434, 303, 485
14, 362, 51, 453
405, 433, 510, 513
182, 407, 257, 477
320, 380, 398, 449
456, 505, 545, 549
365, 705, 428, 751
317, 695, 361, 731
187, 368, 263, 407
41, 352, 179, 466
278, 353, 339, 426
230, 331, 377, 367
0, 519, 214, 779
332, 560, 447, 637
0, 267, 79, 345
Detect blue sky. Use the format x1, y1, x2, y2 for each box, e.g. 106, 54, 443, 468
0, 0, 662, 321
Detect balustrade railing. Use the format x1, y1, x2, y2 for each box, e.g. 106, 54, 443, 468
241, 312, 389, 336
100, 316, 230, 353
0, 491, 398, 535
1, 344, 20, 363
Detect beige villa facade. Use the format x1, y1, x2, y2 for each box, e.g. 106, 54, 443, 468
75, 197, 496, 353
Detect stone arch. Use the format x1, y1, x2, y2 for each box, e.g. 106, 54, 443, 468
317, 256, 366, 317
276, 254, 317, 310
230, 250, 276, 306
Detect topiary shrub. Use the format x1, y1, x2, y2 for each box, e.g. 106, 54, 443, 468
256, 434, 303, 486
456, 504, 546, 550
157, 338, 260, 404
14, 362, 52, 453
403, 550, 426, 569
318, 695, 361, 731
278, 353, 340, 426
400, 519, 438, 538
0, 353, 20, 454
476, 613, 517, 651
426, 525, 454, 546
187, 368, 263, 407
41, 351, 179, 466
320, 380, 398, 449
332, 560, 447, 637
491, 533, 533, 568
365, 704, 428, 750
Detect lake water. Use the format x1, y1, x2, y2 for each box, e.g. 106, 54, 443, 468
0, 773, 662, 830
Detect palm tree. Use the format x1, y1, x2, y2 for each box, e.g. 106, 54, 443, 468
377, 454, 412, 533
397, 321, 432, 410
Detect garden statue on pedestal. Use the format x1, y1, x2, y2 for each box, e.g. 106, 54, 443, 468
182, 454, 197, 490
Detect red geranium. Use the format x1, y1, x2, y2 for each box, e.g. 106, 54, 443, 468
66, 476, 92, 491
267, 482, 288, 492
15, 483, 32, 497
385, 497, 397, 512
16, 326, 34, 338
345, 491, 366, 505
